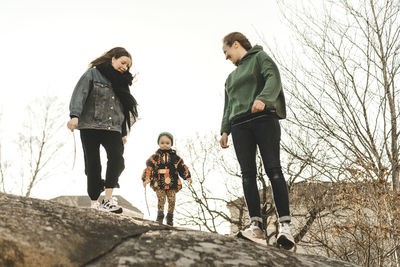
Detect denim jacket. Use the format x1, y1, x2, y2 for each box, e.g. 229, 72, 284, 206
69, 68, 125, 134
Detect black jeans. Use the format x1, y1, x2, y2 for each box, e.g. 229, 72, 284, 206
231, 115, 291, 223
80, 129, 125, 200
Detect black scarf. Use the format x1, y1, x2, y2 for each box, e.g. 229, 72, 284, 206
96, 62, 138, 136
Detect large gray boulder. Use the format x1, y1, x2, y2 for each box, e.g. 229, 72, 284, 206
0, 193, 359, 266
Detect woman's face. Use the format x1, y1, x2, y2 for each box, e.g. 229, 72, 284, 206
223, 41, 240, 65
158, 135, 172, 150
111, 56, 132, 73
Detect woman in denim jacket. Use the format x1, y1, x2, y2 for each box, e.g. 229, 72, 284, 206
67, 47, 138, 213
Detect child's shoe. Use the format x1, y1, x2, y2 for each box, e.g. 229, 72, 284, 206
90, 201, 100, 210
156, 211, 164, 224
100, 197, 123, 214
277, 222, 295, 250
166, 212, 174, 226
242, 221, 264, 239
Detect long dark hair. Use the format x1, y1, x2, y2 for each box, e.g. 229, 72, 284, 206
223, 32, 252, 51
89, 47, 132, 69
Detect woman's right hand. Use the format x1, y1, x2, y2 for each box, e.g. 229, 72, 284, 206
220, 132, 229, 149
67, 117, 79, 132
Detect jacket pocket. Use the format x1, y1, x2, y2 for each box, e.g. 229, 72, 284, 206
93, 81, 110, 120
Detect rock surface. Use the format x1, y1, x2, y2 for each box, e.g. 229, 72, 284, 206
0, 193, 359, 266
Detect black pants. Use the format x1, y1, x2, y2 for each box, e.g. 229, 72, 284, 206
231, 115, 291, 223
80, 129, 125, 200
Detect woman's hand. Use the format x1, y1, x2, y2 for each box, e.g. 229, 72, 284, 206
251, 100, 265, 113
220, 133, 229, 149
143, 180, 150, 187
122, 136, 127, 144
186, 178, 193, 184
67, 118, 79, 132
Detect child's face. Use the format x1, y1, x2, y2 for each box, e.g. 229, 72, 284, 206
158, 135, 172, 150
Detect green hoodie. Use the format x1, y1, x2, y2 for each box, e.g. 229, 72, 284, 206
220, 45, 286, 134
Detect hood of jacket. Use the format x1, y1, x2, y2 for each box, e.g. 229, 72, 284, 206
236, 45, 263, 66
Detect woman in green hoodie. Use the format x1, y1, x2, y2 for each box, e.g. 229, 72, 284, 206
220, 32, 294, 250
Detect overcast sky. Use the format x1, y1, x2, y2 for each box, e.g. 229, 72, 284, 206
0, 0, 292, 219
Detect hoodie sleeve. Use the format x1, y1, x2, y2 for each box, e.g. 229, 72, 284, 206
255, 52, 282, 107
220, 85, 232, 135
69, 69, 94, 118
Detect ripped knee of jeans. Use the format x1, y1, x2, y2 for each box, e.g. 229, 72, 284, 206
242, 171, 257, 187
266, 167, 284, 181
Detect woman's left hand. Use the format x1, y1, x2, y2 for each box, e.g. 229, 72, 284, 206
122, 136, 127, 144
186, 178, 193, 184
251, 100, 265, 113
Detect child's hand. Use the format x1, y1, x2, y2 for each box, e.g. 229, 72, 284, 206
186, 178, 193, 184
143, 180, 150, 187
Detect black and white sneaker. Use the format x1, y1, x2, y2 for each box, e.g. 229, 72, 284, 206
277, 222, 295, 250
100, 197, 123, 214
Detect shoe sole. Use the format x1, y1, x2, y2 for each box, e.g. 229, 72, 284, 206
100, 207, 123, 214
277, 235, 295, 250
110, 208, 123, 214
240, 230, 265, 240
237, 231, 267, 246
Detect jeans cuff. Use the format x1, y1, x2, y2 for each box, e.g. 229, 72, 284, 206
250, 216, 263, 223
279, 216, 291, 223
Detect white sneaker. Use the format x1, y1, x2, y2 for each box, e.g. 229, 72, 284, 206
101, 197, 123, 214
277, 222, 295, 250
90, 201, 100, 209
242, 221, 264, 239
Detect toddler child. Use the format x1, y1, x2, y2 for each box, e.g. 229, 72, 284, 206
142, 132, 192, 226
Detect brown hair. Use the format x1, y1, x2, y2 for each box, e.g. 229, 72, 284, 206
89, 47, 132, 68
223, 32, 252, 51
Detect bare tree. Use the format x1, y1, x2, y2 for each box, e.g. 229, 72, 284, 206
0, 112, 8, 193
0, 143, 10, 193
17, 96, 68, 197
271, 0, 400, 189
175, 132, 322, 246
177, 2, 400, 263
175, 133, 244, 233
249, 0, 400, 264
